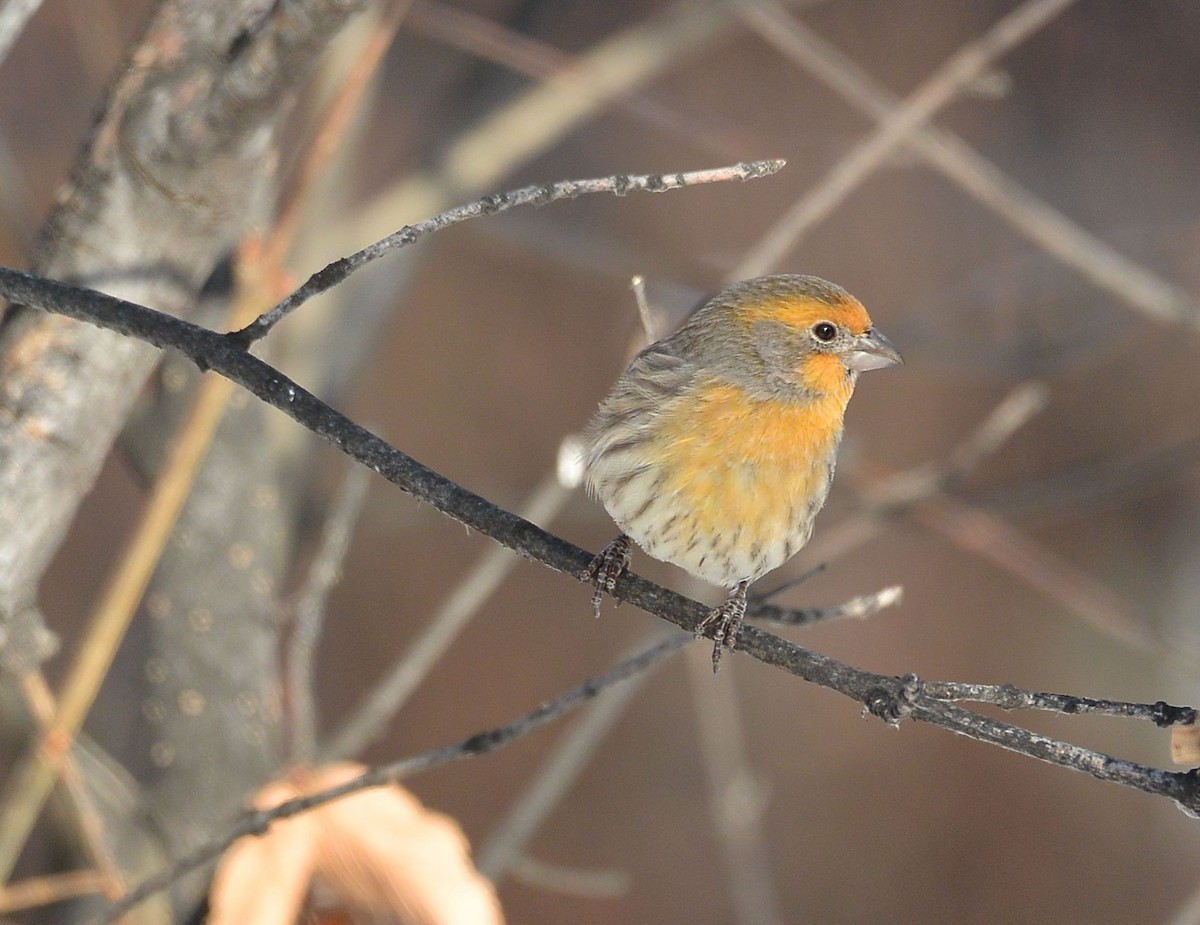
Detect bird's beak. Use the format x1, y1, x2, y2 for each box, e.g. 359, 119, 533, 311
844, 327, 902, 372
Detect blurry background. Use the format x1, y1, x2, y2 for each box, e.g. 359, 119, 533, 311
4, 0, 1200, 922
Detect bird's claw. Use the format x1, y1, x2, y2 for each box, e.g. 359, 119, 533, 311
580, 534, 632, 619
695, 580, 750, 673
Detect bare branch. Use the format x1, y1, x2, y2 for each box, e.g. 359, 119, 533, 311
345, 0, 796, 250
749, 562, 827, 602
630, 274, 662, 344
798, 381, 1152, 654
403, 0, 830, 164
973, 432, 1200, 520
761, 381, 1043, 611
920, 680, 1196, 726
479, 581, 904, 882
857, 381, 1047, 508
271, 1, 415, 262
909, 493, 1153, 651
943, 382, 1049, 482
752, 584, 903, 628
233, 160, 786, 343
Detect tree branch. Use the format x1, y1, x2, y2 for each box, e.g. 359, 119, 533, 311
232, 160, 786, 343
0, 265, 1196, 920
2, 265, 1196, 793
920, 679, 1196, 725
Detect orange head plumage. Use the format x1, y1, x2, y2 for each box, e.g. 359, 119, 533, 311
669, 274, 900, 402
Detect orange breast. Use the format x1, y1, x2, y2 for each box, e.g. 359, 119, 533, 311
640, 380, 847, 583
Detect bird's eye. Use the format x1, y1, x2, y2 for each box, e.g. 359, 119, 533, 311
812, 322, 837, 342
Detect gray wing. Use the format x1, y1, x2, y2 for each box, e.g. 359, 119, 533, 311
582, 340, 698, 492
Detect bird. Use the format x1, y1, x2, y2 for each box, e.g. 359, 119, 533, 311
580, 274, 901, 671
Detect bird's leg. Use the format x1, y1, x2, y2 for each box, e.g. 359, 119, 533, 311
696, 579, 750, 673
580, 534, 633, 619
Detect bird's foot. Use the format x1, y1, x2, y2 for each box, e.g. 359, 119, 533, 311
580, 534, 632, 619
695, 580, 750, 673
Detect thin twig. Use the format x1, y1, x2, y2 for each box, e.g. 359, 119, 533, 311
348, 0, 775, 244
0, 0, 370, 686
0, 232, 310, 882
944, 382, 1050, 482
751, 584, 903, 627
94, 634, 691, 924
734, 0, 1074, 278
749, 562, 827, 603
743, 1, 1200, 328
17, 673, 126, 903
405, 0, 740, 161
102, 627, 1196, 922
748, 386, 1051, 611
919, 679, 1197, 726
244, 5, 410, 761
332, 271, 677, 857
477, 627, 686, 880
506, 855, 631, 900
630, 274, 663, 344
0, 869, 108, 915
234, 160, 785, 343
288, 464, 371, 764
479, 584, 905, 880
971, 431, 1200, 520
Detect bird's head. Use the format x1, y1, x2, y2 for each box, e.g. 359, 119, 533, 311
695, 274, 901, 400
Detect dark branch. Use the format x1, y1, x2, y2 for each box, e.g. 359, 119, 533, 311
921, 679, 1197, 726
0, 266, 1196, 920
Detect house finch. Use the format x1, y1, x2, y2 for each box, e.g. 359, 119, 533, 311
581, 274, 901, 671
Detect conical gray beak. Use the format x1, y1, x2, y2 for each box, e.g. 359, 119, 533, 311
845, 327, 902, 372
